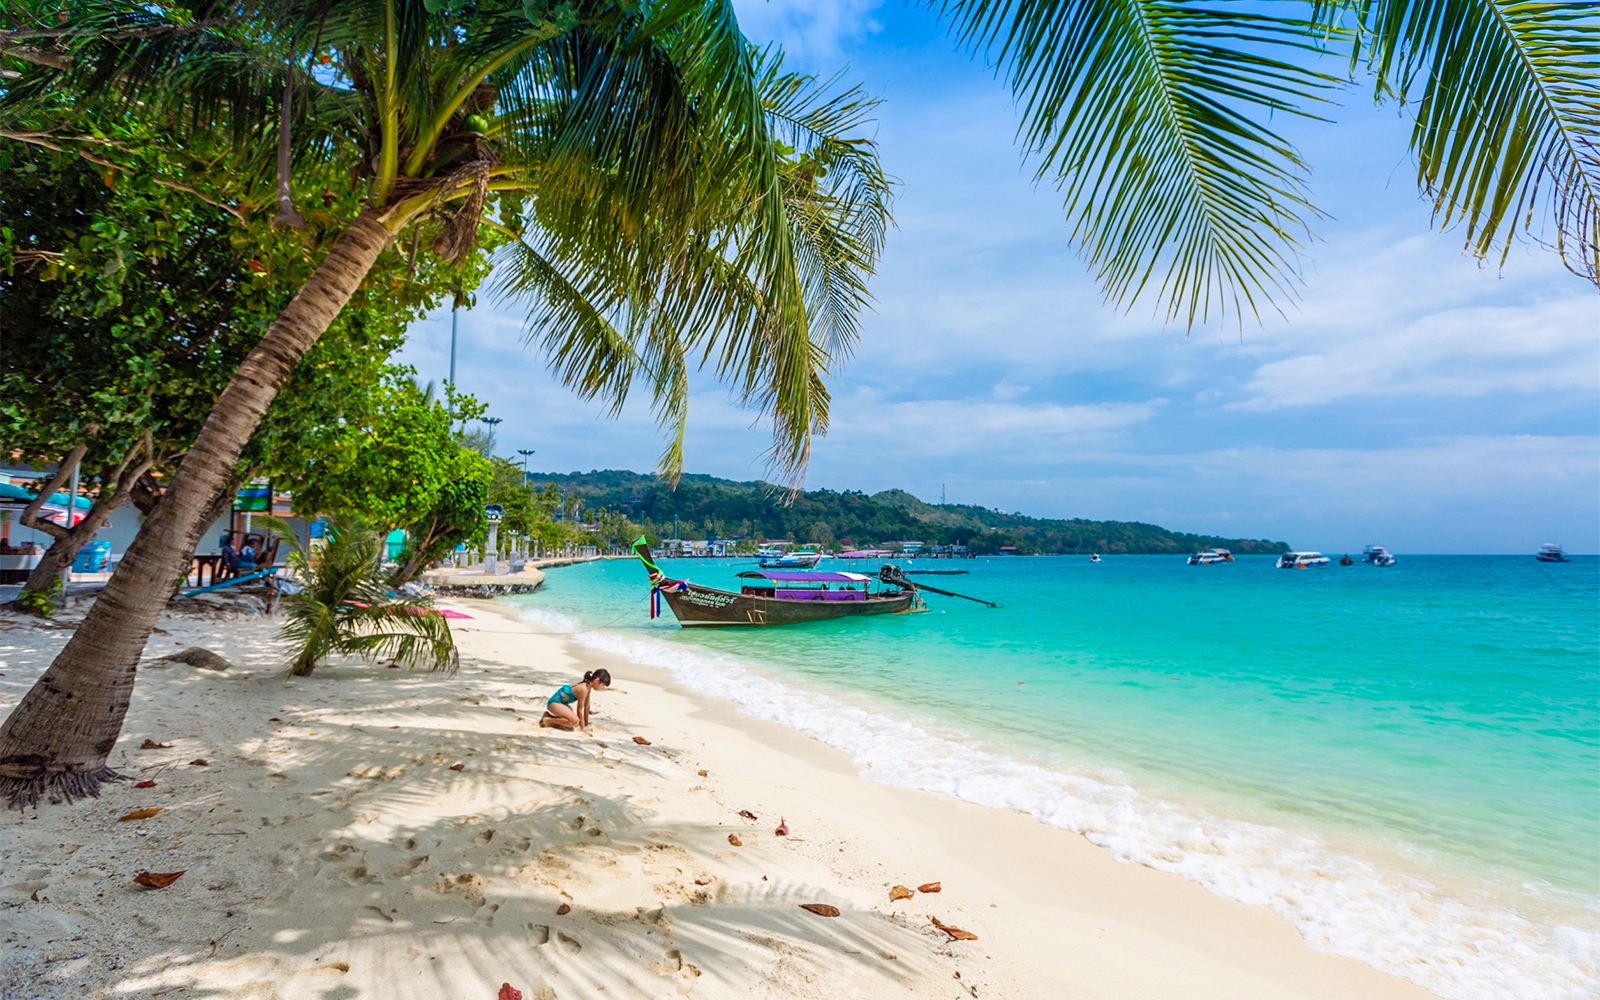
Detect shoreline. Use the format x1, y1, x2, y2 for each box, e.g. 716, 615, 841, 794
458, 597, 1445, 1000
2, 596, 1441, 999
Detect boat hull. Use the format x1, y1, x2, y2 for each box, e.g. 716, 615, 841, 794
660, 582, 917, 627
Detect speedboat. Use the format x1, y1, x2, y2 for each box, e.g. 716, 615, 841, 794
759, 548, 825, 569
1089, 554, 1102, 563
1187, 548, 1234, 566
1277, 551, 1330, 569
1537, 543, 1570, 563
1362, 545, 1397, 567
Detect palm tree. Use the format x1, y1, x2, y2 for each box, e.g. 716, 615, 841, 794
273, 515, 458, 678
0, 0, 892, 805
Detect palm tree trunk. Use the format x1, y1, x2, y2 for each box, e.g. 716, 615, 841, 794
0, 209, 394, 807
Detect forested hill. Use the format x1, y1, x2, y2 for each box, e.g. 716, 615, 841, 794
528, 470, 1288, 556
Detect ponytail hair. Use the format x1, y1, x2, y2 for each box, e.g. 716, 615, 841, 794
583, 668, 612, 687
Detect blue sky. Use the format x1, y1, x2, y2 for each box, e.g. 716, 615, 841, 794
398, 1, 1599, 554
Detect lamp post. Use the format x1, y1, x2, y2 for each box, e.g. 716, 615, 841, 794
517, 449, 535, 481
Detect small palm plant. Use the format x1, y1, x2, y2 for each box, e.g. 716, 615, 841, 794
271, 515, 458, 678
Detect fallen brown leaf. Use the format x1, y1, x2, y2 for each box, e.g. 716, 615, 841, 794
119, 808, 162, 822
775, 818, 789, 836
269, 717, 283, 722
697, 769, 708, 777
799, 903, 841, 918
694, 878, 712, 886
189, 759, 209, 766
930, 916, 978, 941
737, 810, 758, 821
139, 740, 173, 750
917, 881, 942, 894
727, 834, 742, 847
134, 780, 157, 789
449, 763, 465, 771
134, 870, 185, 889
555, 903, 571, 916
890, 885, 914, 902
632, 736, 651, 746
498, 984, 522, 1000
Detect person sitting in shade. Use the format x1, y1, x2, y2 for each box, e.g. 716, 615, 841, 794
236, 538, 257, 575
219, 533, 239, 580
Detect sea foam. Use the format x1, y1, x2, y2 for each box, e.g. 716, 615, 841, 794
518, 606, 1599, 1000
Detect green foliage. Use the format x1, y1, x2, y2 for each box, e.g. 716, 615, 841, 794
0, 100, 494, 499
275, 369, 493, 532
530, 469, 1290, 555
14, 576, 63, 617
272, 515, 459, 678
392, 474, 489, 584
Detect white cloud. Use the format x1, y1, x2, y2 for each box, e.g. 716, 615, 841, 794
732, 0, 885, 63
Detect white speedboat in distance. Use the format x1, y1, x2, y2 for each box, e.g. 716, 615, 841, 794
1187, 548, 1234, 566
759, 548, 826, 569
1090, 554, 1102, 563
1537, 543, 1570, 563
1363, 545, 1397, 567
1277, 551, 1331, 569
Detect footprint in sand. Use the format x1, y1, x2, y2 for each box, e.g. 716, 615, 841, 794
358, 905, 394, 924
340, 865, 379, 886
393, 835, 418, 851
388, 855, 430, 878
526, 923, 551, 945
472, 903, 499, 926
268, 772, 296, 787
322, 842, 359, 861
349, 764, 406, 781
555, 931, 583, 955
432, 872, 488, 903
473, 829, 496, 846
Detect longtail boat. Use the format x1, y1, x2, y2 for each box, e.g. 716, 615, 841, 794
634, 539, 921, 627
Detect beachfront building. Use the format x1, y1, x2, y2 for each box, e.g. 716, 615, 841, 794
898, 540, 925, 556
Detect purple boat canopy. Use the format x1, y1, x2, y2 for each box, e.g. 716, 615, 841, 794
737, 571, 872, 583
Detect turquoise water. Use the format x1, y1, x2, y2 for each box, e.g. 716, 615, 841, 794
508, 554, 1599, 999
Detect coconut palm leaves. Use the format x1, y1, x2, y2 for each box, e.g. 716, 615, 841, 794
1325, 0, 1600, 283
495, 51, 892, 481
272, 516, 458, 678
935, 0, 1598, 321
935, 0, 1344, 325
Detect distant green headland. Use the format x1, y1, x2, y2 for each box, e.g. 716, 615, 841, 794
528, 470, 1289, 556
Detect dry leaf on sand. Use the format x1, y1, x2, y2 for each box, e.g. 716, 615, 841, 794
694, 878, 712, 886
498, 984, 523, 1000
134, 780, 157, 789
189, 759, 209, 766
918, 881, 942, 893
134, 871, 185, 889
449, 763, 465, 771
931, 916, 978, 941
139, 740, 173, 750
775, 818, 789, 836
119, 808, 162, 822
556, 903, 571, 916
738, 810, 758, 821
632, 736, 652, 745
889, 885, 914, 901
697, 770, 708, 777
799, 903, 841, 917
727, 834, 742, 847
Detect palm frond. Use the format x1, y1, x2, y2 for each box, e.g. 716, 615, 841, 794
272, 513, 456, 676
935, 0, 1343, 326
1323, 0, 1600, 284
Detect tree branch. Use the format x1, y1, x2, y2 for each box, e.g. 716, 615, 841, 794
18, 445, 87, 542
0, 130, 247, 221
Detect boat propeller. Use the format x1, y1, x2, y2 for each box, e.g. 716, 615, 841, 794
878, 565, 1000, 608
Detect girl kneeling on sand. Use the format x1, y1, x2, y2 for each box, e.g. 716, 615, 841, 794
542, 669, 610, 731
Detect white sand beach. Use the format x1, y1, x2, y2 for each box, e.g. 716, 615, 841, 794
1, 594, 1441, 1000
